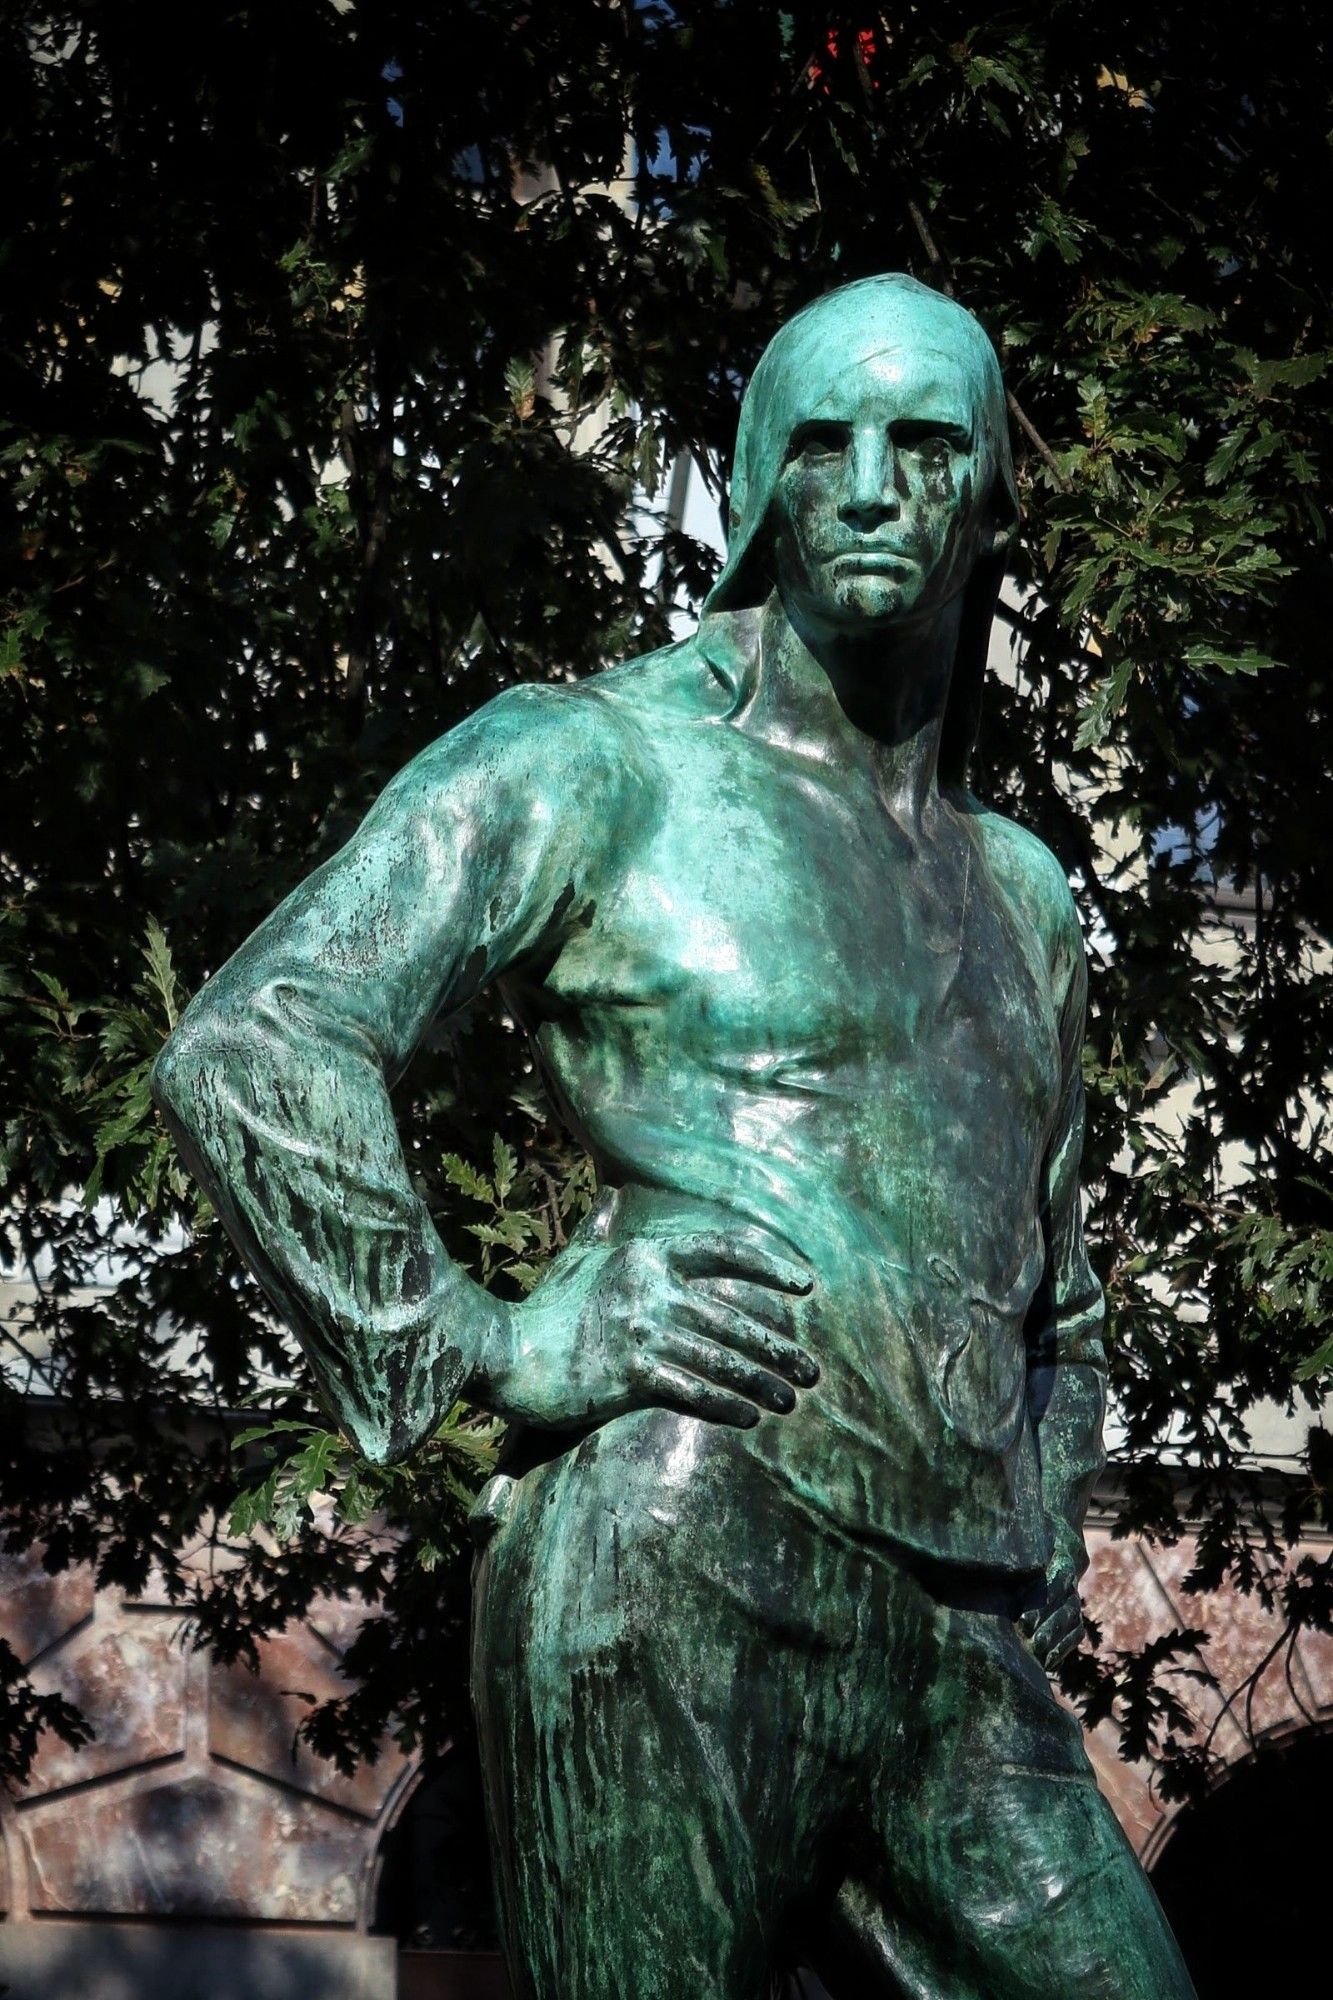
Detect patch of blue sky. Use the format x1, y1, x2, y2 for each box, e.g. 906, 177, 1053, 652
383, 57, 404, 128
1153, 803, 1221, 880
641, 125, 709, 187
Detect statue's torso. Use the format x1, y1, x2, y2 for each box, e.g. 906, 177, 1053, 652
504, 642, 1069, 1573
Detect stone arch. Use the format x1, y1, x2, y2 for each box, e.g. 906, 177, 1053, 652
371, 1748, 506, 2000
0, 1543, 419, 1921
1144, 1717, 1333, 1998
359, 1750, 426, 1931
1079, 1521, 1333, 1863
370, 1742, 499, 1949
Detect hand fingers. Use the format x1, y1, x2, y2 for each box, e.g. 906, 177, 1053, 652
1033, 1595, 1084, 1669
1019, 1562, 1078, 1639
1039, 1621, 1084, 1671
692, 1273, 801, 1337
665, 1229, 814, 1297
1033, 1596, 1079, 1649
635, 1358, 761, 1430
674, 1294, 819, 1388
657, 1323, 799, 1415
1020, 1568, 1078, 1649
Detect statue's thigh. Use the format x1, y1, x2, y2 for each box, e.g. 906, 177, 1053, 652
898, 1772, 1194, 2000
469, 1449, 806, 2000
847, 1601, 1196, 2000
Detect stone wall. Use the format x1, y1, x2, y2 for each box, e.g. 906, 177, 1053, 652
0, 1542, 414, 1997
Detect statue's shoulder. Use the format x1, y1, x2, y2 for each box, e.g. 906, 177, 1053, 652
391, 639, 725, 844
439, 631, 725, 767
969, 802, 1084, 971
408, 664, 657, 793
588, 628, 739, 723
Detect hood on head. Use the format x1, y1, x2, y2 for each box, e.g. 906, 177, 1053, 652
702, 273, 1019, 791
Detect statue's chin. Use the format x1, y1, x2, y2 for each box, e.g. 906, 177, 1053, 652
778, 568, 941, 646
818, 575, 923, 632
843, 578, 907, 614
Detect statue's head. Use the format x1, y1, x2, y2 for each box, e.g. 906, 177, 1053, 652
704, 274, 1018, 784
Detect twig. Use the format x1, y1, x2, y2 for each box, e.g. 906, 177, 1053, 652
0, 1322, 62, 1402
538, 1169, 567, 1250
1006, 388, 1072, 491
1201, 1623, 1287, 1757
906, 200, 954, 295
1282, 1628, 1318, 1728
904, 198, 1072, 492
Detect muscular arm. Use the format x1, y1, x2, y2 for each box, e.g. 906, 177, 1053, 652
152, 684, 634, 1464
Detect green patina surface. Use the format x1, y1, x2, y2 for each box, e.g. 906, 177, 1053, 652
155, 276, 1195, 1998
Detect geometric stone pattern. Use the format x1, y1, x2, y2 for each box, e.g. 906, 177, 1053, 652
22, 1770, 374, 1923
0, 1549, 414, 1930
210, 1624, 409, 1823
23, 1620, 187, 1796
0, 1919, 397, 2000
2, 1545, 94, 1667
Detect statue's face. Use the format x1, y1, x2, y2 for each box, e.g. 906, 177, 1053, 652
768, 345, 991, 637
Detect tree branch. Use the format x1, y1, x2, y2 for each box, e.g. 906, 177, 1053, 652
905, 199, 1071, 491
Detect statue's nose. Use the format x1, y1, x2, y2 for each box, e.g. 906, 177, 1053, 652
840, 434, 901, 529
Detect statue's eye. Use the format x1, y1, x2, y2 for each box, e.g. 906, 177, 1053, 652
788, 423, 848, 462
891, 421, 969, 455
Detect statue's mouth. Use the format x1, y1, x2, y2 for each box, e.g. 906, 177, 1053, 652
824, 549, 918, 573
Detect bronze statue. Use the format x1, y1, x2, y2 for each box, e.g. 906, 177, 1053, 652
155, 275, 1196, 1998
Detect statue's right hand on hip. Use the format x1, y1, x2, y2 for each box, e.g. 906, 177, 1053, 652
475, 1228, 818, 1432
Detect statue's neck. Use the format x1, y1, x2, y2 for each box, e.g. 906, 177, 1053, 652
746, 590, 962, 833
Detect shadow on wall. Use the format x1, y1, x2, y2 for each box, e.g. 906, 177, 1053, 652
0, 1919, 396, 2000
0, 1919, 852, 2000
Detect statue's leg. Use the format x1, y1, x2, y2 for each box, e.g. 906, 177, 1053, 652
822, 1567, 1197, 2000
469, 1428, 839, 2000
